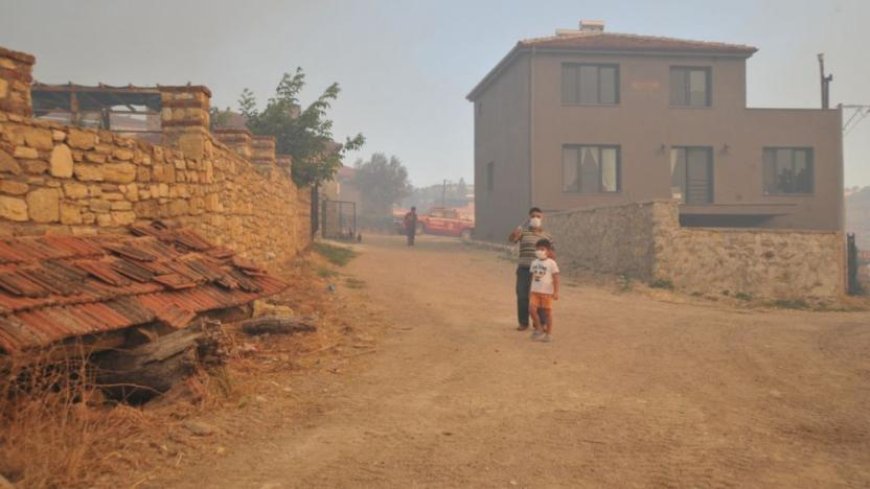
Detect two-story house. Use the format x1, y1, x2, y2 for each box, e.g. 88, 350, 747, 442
467, 21, 843, 241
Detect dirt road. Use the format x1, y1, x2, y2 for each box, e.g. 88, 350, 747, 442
162, 234, 870, 489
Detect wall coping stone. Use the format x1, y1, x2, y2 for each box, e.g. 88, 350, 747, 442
213, 128, 253, 136
549, 200, 843, 235
157, 84, 212, 97
682, 227, 843, 236
0, 46, 35, 65
546, 199, 675, 217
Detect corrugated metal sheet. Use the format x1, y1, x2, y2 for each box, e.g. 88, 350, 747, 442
0, 223, 287, 355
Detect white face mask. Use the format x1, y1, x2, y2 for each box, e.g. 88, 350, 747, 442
529, 217, 542, 228
535, 249, 548, 260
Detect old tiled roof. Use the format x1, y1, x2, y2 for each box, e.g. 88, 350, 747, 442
0, 222, 286, 355
518, 32, 757, 55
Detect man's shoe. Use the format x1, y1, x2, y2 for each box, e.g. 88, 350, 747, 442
516, 325, 529, 331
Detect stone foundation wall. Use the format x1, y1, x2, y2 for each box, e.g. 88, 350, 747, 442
656, 226, 844, 300
547, 200, 845, 300
545, 201, 666, 281
0, 46, 311, 267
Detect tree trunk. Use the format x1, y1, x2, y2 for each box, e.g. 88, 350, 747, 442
240, 316, 317, 336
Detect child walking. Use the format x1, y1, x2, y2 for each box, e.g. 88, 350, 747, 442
529, 239, 559, 342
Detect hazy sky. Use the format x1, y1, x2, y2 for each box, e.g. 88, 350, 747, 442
1, 0, 868, 188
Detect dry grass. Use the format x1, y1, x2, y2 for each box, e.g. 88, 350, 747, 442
312, 241, 357, 267
218, 252, 352, 387
0, 249, 356, 488
0, 349, 160, 488
0, 342, 254, 488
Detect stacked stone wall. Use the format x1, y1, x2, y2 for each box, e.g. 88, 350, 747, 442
0, 46, 311, 267
0, 115, 309, 265
547, 200, 845, 300
545, 201, 663, 281
0, 47, 33, 117
656, 226, 844, 300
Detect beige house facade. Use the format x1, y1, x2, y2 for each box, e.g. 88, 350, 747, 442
468, 22, 843, 241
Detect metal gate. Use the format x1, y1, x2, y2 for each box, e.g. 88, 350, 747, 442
321, 200, 357, 241
847, 233, 861, 295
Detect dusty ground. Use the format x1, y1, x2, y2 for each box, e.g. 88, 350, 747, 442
140, 234, 870, 489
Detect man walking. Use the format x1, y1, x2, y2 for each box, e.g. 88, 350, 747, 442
508, 207, 553, 330
404, 207, 419, 246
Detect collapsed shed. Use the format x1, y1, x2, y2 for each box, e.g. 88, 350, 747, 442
0, 222, 287, 400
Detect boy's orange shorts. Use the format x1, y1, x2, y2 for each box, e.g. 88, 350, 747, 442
529, 292, 553, 310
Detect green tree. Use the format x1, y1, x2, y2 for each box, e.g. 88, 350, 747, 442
354, 153, 412, 220
209, 106, 233, 130
238, 68, 365, 187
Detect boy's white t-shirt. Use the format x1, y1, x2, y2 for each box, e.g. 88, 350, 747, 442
530, 258, 559, 295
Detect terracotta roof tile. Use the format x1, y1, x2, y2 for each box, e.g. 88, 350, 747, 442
153, 273, 198, 290
0, 222, 287, 355
205, 247, 236, 259
149, 303, 196, 329
75, 260, 132, 287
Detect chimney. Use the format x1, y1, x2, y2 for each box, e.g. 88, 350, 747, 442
579, 20, 605, 33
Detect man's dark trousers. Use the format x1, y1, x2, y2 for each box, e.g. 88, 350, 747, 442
516, 266, 532, 328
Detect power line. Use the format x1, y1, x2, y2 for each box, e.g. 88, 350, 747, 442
842, 104, 870, 135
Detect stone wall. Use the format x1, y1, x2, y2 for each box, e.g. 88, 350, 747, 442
657, 226, 845, 300
547, 200, 845, 300
0, 46, 311, 267
545, 201, 666, 281
0, 47, 33, 117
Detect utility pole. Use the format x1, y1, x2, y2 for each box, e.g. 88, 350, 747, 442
818, 53, 833, 109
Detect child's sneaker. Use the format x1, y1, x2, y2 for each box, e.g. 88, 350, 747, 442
540, 334, 552, 343
530, 330, 543, 340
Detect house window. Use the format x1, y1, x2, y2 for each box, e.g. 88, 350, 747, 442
562, 64, 619, 105
670, 67, 711, 107
562, 145, 620, 193
763, 148, 813, 194
486, 161, 494, 193
671, 147, 713, 204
